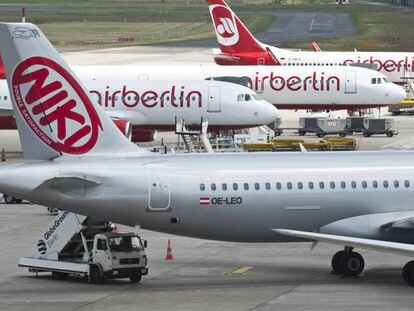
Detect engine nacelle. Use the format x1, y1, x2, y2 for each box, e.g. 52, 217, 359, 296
131, 128, 156, 143
111, 118, 132, 141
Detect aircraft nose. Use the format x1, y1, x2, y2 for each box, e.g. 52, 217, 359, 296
257, 101, 280, 124
394, 84, 407, 103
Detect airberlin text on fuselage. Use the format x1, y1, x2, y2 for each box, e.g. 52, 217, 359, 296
343, 56, 414, 72
247, 71, 340, 92
90, 86, 202, 108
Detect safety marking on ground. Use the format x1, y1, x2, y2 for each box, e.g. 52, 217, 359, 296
225, 266, 255, 276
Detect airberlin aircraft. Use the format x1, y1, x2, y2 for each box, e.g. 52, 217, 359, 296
4, 23, 414, 286
75, 63, 406, 110
207, 0, 414, 84
0, 79, 279, 142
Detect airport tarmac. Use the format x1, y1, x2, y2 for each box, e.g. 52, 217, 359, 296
0, 203, 413, 311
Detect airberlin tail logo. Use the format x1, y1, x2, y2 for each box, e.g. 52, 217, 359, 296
12, 56, 102, 154
210, 4, 239, 46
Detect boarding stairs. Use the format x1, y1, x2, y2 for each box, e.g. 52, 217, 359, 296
23, 212, 111, 262
175, 117, 213, 153
402, 70, 414, 100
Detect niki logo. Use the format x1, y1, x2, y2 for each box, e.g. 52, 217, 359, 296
12, 56, 103, 154
12, 26, 40, 40
210, 5, 239, 46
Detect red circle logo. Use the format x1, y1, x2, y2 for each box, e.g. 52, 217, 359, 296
12, 56, 102, 154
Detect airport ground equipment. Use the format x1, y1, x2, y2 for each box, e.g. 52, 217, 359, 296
18, 212, 148, 284
362, 118, 395, 137
242, 137, 356, 152
2, 193, 22, 204
388, 101, 414, 115
299, 117, 347, 137
344, 117, 365, 134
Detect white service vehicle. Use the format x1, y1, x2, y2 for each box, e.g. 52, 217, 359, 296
19, 212, 148, 284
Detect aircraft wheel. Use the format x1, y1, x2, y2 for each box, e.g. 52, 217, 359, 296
331, 251, 346, 274
340, 252, 364, 276
402, 261, 414, 286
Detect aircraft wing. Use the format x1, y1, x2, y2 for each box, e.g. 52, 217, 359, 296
273, 229, 414, 257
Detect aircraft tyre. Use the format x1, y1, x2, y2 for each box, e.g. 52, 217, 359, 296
340, 252, 364, 276
402, 261, 414, 286
331, 251, 346, 274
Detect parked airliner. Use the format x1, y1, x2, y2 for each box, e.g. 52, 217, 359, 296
2, 23, 414, 286
0, 79, 279, 142
207, 0, 413, 84
75, 64, 405, 110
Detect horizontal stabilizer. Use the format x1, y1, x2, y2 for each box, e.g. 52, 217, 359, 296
273, 229, 414, 257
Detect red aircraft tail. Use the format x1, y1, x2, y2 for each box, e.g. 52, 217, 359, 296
207, 0, 265, 54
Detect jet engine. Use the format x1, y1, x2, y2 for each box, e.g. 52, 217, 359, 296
111, 118, 132, 141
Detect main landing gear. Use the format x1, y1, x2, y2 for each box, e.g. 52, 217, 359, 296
331, 247, 365, 276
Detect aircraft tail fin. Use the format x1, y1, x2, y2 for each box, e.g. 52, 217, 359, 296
207, 0, 265, 54
0, 23, 141, 160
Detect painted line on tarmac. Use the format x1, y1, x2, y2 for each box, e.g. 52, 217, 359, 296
225, 266, 255, 275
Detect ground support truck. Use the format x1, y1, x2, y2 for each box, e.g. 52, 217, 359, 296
18, 211, 148, 284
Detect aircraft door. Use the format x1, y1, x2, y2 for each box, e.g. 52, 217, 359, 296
208, 86, 221, 112
147, 166, 170, 211
345, 71, 357, 94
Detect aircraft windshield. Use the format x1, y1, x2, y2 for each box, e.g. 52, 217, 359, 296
108, 236, 143, 252
237, 94, 261, 102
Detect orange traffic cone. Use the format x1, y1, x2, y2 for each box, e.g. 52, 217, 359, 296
165, 239, 174, 260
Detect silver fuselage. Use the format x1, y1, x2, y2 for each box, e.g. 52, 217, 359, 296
1, 151, 414, 243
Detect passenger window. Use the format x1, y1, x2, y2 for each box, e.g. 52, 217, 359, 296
319, 182, 324, 189
200, 183, 205, 191
244, 183, 249, 190
308, 182, 314, 189
405, 180, 410, 188
330, 182, 335, 189
211, 183, 216, 191
222, 183, 227, 191
298, 182, 303, 189
362, 181, 367, 188
276, 182, 282, 190
383, 180, 389, 188
287, 182, 292, 190
351, 181, 357, 188
254, 183, 260, 190
373, 181, 378, 188
265, 182, 271, 190
394, 180, 399, 188
341, 181, 346, 189
233, 183, 238, 191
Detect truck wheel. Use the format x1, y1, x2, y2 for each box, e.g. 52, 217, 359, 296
386, 131, 394, 137
339, 133, 346, 137
4, 195, 16, 204
89, 265, 103, 284
299, 131, 306, 136
129, 269, 142, 283
363, 132, 370, 137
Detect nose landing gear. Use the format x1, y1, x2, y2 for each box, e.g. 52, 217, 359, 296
331, 247, 365, 276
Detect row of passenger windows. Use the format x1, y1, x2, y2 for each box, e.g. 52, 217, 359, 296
200, 180, 410, 191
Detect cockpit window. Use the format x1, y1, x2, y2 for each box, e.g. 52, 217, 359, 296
237, 94, 255, 102
371, 78, 376, 84
237, 94, 244, 102
383, 78, 390, 83
251, 94, 262, 100
245, 94, 252, 101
